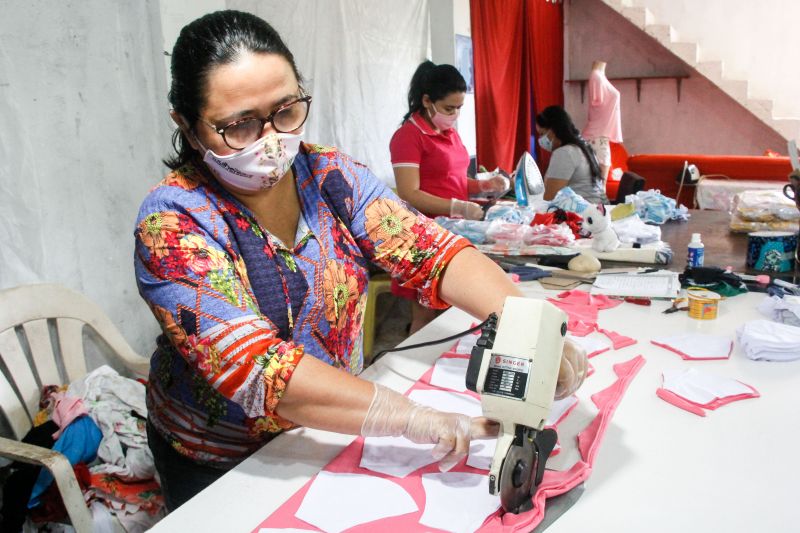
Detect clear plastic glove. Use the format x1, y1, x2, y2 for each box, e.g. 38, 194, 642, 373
478, 175, 511, 193
555, 338, 588, 400
450, 198, 484, 221
361, 384, 499, 471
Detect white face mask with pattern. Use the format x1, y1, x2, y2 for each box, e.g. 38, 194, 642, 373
200, 130, 304, 192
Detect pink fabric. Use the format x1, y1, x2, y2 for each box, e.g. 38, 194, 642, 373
594, 326, 637, 350
255, 353, 645, 533
51, 392, 89, 439
547, 290, 622, 337
582, 70, 622, 143
656, 382, 759, 418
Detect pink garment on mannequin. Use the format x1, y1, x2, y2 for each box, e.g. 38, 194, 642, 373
582, 69, 622, 143
255, 354, 646, 533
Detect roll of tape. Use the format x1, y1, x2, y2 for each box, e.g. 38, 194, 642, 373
746, 231, 798, 273
687, 288, 720, 320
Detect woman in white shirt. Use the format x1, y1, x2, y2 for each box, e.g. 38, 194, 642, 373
535, 106, 609, 205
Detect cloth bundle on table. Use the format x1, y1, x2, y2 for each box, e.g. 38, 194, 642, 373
255, 336, 645, 532
757, 294, 800, 327
623, 190, 689, 225
549, 186, 591, 215
484, 204, 537, 225
736, 319, 800, 362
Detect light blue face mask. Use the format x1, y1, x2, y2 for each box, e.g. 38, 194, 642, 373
537, 133, 553, 152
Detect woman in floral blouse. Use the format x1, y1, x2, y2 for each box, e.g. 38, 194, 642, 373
134, 10, 587, 511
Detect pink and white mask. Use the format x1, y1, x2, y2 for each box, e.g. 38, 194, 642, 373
429, 103, 459, 131
202, 130, 304, 192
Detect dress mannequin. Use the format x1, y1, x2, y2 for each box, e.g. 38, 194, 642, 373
582, 60, 622, 183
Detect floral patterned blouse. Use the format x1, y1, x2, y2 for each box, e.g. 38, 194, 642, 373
134, 144, 471, 465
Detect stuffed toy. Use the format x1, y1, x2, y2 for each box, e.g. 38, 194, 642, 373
581, 204, 620, 252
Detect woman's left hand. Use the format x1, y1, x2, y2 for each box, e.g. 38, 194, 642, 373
555, 338, 588, 399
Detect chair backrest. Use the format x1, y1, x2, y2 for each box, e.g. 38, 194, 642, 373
615, 171, 646, 204
0, 284, 148, 440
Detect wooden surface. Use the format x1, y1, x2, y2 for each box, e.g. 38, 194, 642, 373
660, 209, 798, 280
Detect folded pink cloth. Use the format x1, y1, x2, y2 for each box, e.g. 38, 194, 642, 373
51, 392, 89, 439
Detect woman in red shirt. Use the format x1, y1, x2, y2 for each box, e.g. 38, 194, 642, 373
390, 61, 507, 333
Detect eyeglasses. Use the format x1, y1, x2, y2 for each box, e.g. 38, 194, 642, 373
201, 94, 312, 150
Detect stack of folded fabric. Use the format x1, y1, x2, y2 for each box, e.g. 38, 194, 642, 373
729, 190, 800, 233
736, 319, 800, 361
757, 294, 800, 327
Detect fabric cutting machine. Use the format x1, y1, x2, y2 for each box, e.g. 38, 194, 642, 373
466, 297, 568, 513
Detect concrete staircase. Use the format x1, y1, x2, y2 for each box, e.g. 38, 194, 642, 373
601, 0, 800, 141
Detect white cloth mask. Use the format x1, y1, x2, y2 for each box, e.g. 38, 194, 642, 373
202, 130, 303, 192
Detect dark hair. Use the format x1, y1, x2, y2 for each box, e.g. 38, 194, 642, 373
403, 61, 466, 122
535, 106, 601, 185
164, 10, 303, 170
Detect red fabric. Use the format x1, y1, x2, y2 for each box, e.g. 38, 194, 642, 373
389, 112, 470, 210
531, 210, 583, 238
470, 0, 564, 172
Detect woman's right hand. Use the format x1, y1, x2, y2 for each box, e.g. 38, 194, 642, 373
450, 198, 484, 220
361, 384, 499, 471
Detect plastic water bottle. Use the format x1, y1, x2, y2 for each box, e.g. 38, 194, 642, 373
687, 233, 704, 267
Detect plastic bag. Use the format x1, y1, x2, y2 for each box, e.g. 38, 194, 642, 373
549, 186, 590, 214
485, 203, 537, 225
625, 190, 689, 225
434, 217, 492, 244
730, 190, 800, 222
728, 212, 800, 233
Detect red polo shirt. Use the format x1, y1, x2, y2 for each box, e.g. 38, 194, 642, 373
389, 112, 470, 215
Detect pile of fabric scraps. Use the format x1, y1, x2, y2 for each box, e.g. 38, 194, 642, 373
485, 221, 530, 246
650, 333, 733, 360
549, 186, 590, 215
623, 190, 689, 224
729, 189, 800, 233
523, 223, 575, 247
484, 203, 537, 225
0, 365, 164, 532
757, 294, 800, 326
736, 319, 800, 361
657, 368, 759, 417
434, 217, 491, 244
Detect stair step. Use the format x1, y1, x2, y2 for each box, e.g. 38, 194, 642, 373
720, 79, 749, 102
620, 6, 654, 27
772, 119, 800, 141
645, 24, 676, 43
695, 61, 723, 82
748, 99, 774, 113
670, 42, 698, 64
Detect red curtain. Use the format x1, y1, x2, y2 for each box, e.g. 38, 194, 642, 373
470, 0, 564, 172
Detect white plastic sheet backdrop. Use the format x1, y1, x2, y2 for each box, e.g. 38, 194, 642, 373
230, 0, 431, 186
0, 0, 430, 362
0, 1, 172, 359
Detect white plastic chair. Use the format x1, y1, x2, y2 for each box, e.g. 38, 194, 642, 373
0, 283, 150, 533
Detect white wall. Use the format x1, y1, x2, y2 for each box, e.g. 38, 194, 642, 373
641, 0, 800, 119
0, 0, 171, 357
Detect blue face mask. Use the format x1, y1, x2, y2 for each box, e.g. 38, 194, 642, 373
537, 133, 553, 152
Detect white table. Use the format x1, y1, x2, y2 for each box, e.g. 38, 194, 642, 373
150, 284, 800, 533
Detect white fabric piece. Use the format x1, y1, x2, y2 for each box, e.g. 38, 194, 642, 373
429, 357, 470, 392
651, 333, 733, 360
360, 435, 436, 477
466, 436, 497, 470
547, 396, 579, 426
661, 369, 754, 405
757, 295, 800, 327
737, 319, 800, 361
231, 0, 430, 187
407, 389, 483, 418
295, 471, 417, 533
90, 501, 115, 533
114, 507, 165, 533
454, 334, 480, 354
67, 365, 154, 480
566, 334, 611, 357
419, 472, 501, 533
